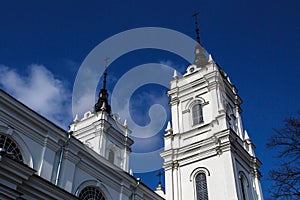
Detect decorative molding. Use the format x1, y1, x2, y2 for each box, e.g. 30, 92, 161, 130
189, 167, 211, 182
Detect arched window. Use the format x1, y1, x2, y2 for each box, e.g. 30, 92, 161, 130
79, 186, 106, 200
108, 149, 114, 164
239, 173, 249, 200
192, 104, 203, 125
0, 134, 23, 162
195, 172, 208, 200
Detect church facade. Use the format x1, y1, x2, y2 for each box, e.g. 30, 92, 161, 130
0, 85, 163, 199
0, 28, 264, 199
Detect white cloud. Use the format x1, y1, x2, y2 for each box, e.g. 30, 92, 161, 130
0, 64, 72, 129
159, 59, 186, 75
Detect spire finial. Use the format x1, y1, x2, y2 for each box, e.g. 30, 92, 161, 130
192, 11, 201, 44
105, 56, 110, 68
103, 57, 109, 90
157, 171, 163, 186
94, 57, 111, 114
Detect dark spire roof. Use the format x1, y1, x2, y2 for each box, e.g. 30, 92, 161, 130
94, 60, 111, 114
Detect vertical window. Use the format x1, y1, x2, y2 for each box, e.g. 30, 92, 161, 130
192, 104, 203, 125
196, 173, 208, 200
108, 149, 114, 164
239, 173, 249, 200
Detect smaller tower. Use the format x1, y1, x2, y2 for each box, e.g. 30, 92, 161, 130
70, 60, 133, 172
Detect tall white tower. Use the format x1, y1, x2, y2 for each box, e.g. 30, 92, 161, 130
161, 20, 264, 200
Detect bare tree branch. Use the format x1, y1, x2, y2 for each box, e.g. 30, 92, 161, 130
267, 113, 300, 199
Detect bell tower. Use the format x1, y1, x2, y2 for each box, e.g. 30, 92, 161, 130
161, 15, 264, 200
70, 60, 133, 172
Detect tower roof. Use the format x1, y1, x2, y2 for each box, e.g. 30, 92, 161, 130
94, 59, 111, 114
192, 12, 208, 67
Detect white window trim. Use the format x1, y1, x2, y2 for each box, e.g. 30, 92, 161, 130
190, 167, 210, 200
186, 98, 208, 128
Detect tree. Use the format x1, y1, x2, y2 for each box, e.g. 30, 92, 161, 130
266, 113, 300, 199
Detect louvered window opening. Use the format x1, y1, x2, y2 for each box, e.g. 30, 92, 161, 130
79, 186, 106, 200
108, 149, 114, 164
196, 173, 208, 200
0, 134, 23, 162
192, 104, 203, 125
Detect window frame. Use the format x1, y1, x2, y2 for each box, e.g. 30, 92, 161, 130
190, 167, 210, 200
195, 172, 209, 200
108, 149, 115, 164
0, 134, 23, 163
192, 103, 204, 126
79, 186, 106, 200
75, 180, 112, 200
239, 171, 250, 200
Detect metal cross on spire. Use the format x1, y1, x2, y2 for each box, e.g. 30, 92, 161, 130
103, 56, 109, 90
157, 171, 163, 185
104, 56, 110, 69
192, 11, 201, 44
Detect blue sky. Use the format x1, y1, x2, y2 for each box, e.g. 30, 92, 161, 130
0, 0, 299, 198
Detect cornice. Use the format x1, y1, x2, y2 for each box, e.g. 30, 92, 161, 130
43, 135, 61, 151
0, 157, 35, 182
162, 129, 257, 169
0, 90, 67, 137
169, 97, 179, 106
180, 122, 212, 140
64, 149, 80, 164
0, 114, 55, 147
0, 93, 69, 149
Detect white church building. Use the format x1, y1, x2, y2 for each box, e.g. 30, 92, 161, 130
0, 27, 264, 199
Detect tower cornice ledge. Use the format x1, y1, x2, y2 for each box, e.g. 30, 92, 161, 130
168, 97, 180, 106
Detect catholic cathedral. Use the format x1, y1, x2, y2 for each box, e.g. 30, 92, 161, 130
0, 23, 264, 200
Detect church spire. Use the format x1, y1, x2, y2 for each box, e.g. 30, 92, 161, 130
94, 57, 111, 114
103, 68, 107, 90
103, 56, 109, 90
192, 11, 201, 44
154, 171, 165, 197
157, 171, 162, 186
192, 12, 208, 67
